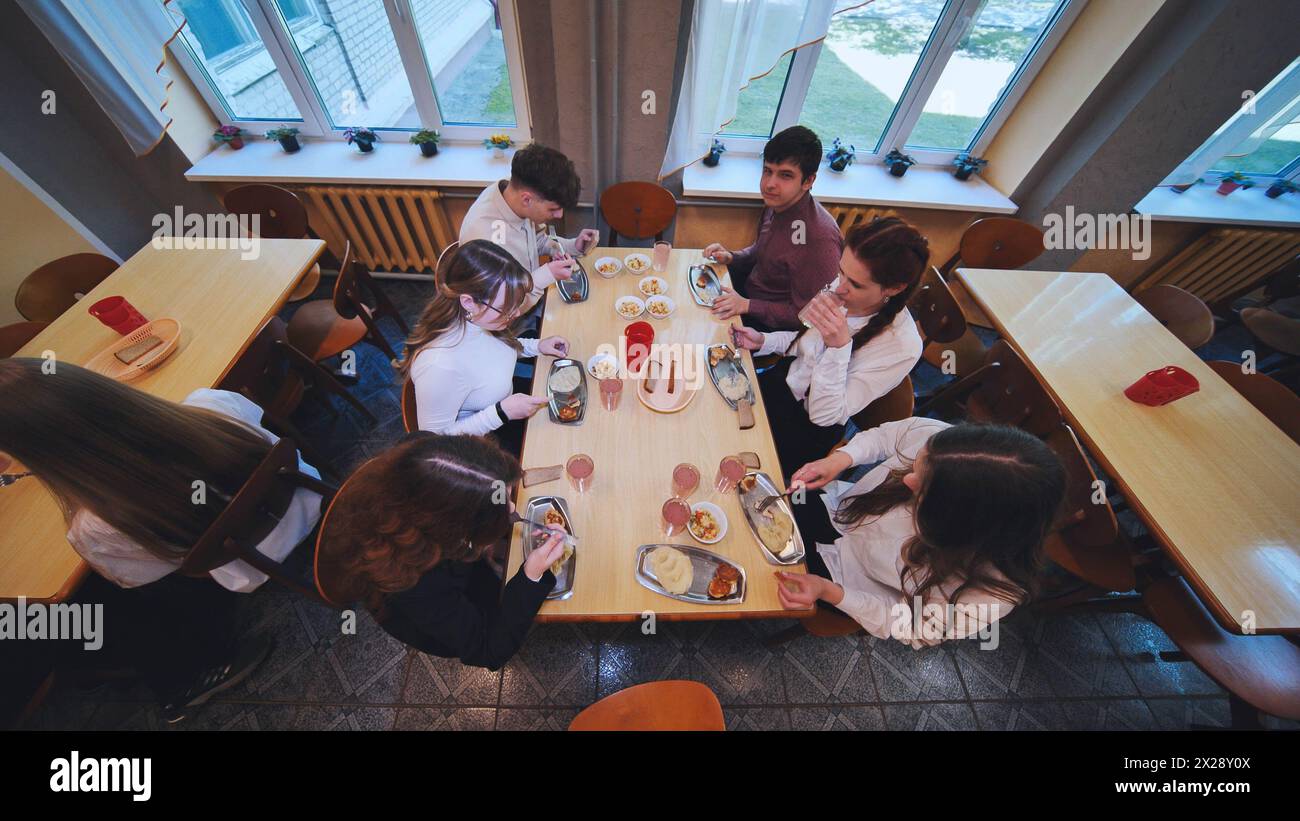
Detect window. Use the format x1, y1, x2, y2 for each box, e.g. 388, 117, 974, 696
164, 0, 531, 141
723, 0, 1081, 166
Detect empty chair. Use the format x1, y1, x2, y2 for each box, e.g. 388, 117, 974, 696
568, 681, 724, 731
909, 266, 984, 378
1134, 284, 1214, 349
15, 253, 119, 322
287, 241, 411, 367
0, 321, 49, 358
919, 340, 1063, 437
223, 184, 320, 301
598, 182, 677, 246
941, 217, 1045, 274
763, 605, 863, 647
1206, 360, 1300, 445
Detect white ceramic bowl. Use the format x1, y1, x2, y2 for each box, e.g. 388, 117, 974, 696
587, 352, 619, 380
638, 276, 668, 297
645, 295, 675, 320
615, 295, 645, 320
623, 253, 652, 275
593, 256, 623, 278
688, 501, 728, 545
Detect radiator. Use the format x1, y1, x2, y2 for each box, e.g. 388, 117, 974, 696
826, 204, 903, 235
290, 185, 456, 274
1133, 227, 1300, 308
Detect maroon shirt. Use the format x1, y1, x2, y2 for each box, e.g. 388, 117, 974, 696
728, 192, 843, 330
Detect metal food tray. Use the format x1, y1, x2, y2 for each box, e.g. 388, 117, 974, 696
634, 544, 746, 605
555, 257, 589, 304
546, 358, 588, 425
688, 264, 723, 307
523, 496, 575, 600
705, 344, 755, 410
736, 471, 806, 565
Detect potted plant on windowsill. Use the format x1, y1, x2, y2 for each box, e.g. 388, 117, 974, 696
702, 138, 727, 167
884, 148, 916, 177
266, 127, 301, 154
213, 125, 245, 150
1215, 171, 1252, 195
410, 129, 440, 157
484, 134, 514, 159
1265, 178, 1298, 199
952, 153, 987, 181
345, 127, 379, 154
826, 138, 856, 173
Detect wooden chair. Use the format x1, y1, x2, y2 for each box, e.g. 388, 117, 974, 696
910, 266, 984, 378
598, 182, 677, 246
940, 217, 1045, 274
287, 241, 410, 367
1134, 284, 1214, 350
223, 184, 320, 301
1142, 575, 1300, 727
764, 606, 864, 647
1206, 360, 1300, 445
850, 374, 914, 433
179, 438, 337, 606
568, 681, 724, 731
15, 253, 119, 322
0, 321, 49, 358
401, 377, 418, 433
918, 340, 1063, 437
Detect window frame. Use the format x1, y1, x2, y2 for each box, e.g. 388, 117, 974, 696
166, 0, 532, 143
715, 0, 1085, 167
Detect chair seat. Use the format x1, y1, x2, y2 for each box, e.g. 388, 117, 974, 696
1042, 531, 1135, 592
803, 607, 862, 638
288, 262, 322, 302
921, 328, 986, 377
1143, 575, 1300, 720
287, 299, 369, 362
569, 681, 724, 731
0, 321, 49, 358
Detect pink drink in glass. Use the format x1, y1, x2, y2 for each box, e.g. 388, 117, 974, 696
652, 241, 671, 273
566, 454, 595, 493
671, 463, 700, 499
715, 455, 746, 493
661, 497, 690, 537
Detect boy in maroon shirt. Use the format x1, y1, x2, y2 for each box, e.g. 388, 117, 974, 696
704, 126, 844, 332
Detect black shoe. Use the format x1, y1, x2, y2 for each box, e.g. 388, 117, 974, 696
161, 635, 274, 725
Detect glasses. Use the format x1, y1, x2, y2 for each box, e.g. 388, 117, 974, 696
473, 299, 522, 321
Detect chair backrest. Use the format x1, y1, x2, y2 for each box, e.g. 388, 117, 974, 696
598, 182, 677, 243
331, 241, 363, 319
15, 253, 119, 322
219, 316, 306, 418
1133, 284, 1215, 350
1207, 360, 1300, 445
1043, 424, 1119, 547
223, 184, 310, 240
312, 452, 392, 606
401, 377, 418, 433
956, 218, 1045, 270
568, 681, 724, 731
0, 321, 49, 358
965, 340, 1063, 437
851, 374, 914, 433
908, 266, 968, 345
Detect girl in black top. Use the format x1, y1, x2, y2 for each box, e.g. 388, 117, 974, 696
316, 433, 566, 670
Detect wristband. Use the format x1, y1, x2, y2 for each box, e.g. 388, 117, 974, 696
495, 401, 509, 425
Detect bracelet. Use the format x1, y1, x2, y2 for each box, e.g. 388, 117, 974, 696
495, 401, 508, 425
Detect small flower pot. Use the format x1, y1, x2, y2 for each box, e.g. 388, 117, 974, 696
954, 166, 974, 181
702, 150, 721, 168
278, 136, 301, 154
1170, 182, 1195, 194
419, 142, 438, 158
355, 140, 375, 154
1216, 180, 1241, 195
887, 160, 911, 177
829, 158, 850, 173
1265, 183, 1288, 199
492, 146, 506, 159
228, 136, 244, 150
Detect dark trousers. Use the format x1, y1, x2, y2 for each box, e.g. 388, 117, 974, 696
759, 358, 846, 484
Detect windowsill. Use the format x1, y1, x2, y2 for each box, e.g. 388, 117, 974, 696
184, 140, 514, 188
1135, 185, 1300, 229
682, 156, 1017, 214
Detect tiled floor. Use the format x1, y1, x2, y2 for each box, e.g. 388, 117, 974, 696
28, 278, 1299, 731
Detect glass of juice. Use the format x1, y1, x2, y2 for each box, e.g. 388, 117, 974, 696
599, 378, 623, 411
566, 453, 595, 493
661, 497, 690, 538
796, 278, 846, 329
652, 240, 672, 273
715, 455, 746, 493
671, 462, 700, 498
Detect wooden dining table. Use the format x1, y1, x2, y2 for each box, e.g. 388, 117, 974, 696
956, 268, 1300, 634
0, 238, 325, 603
505, 247, 814, 622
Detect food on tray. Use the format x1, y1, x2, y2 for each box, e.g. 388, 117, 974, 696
739, 475, 758, 493
717, 372, 749, 402
707, 577, 733, 600
557, 403, 580, 422
639, 277, 666, 296
755, 507, 795, 554
543, 508, 566, 528
625, 255, 649, 273
688, 508, 720, 542
549, 365, 582, 394
648, 545, 693, 595
715, 563, 740, 583
706, 562, 739, 600
697, 272, 714, 289
113, 335, 163, 365
708, 346, 730, 367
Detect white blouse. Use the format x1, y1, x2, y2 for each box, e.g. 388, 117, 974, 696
66, 389, 323, 593
756, 307, 922, 427
410, 320, 540, 436
816, 417, 1018, 647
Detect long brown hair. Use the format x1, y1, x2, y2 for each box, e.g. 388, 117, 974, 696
315, 432, 521, 612
397, 239, 533, 379
0, 358, 272, 559
834, 422, 1065, 607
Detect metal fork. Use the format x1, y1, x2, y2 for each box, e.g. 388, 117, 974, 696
755, 489, 794, 513
0, 472, 32, 488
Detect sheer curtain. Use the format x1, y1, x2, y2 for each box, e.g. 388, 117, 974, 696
16, 0, 183, 156
659, 0, 845, 181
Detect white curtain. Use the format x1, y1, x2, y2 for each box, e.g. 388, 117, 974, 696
659, 0, 845, 181
1164, 56, 1300, 184
16, 0, 183, 157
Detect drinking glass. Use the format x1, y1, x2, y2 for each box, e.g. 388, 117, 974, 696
671, 462, 700, 499
715, 455, 746, 493
566, 453, 595, 493
652, 241, 672, 273
661, 497, 690, 538
599, 378, 623, 411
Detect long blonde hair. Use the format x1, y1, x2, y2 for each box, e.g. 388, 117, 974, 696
397, 239, 533, 379
0, 359, 272, 559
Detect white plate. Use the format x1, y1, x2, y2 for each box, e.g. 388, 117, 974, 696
615, 295, 645, 319
623, 253, 652, 275
645, 295, 675, 320
587, 352, 619, 380
688, 501, 728, 545
593, 256, 623, 278
638, 276, 668, 297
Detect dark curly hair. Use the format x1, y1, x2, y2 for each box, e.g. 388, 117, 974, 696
764, 125, 823, 180
510, 143, 582, 209
315, 433, 521, 613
